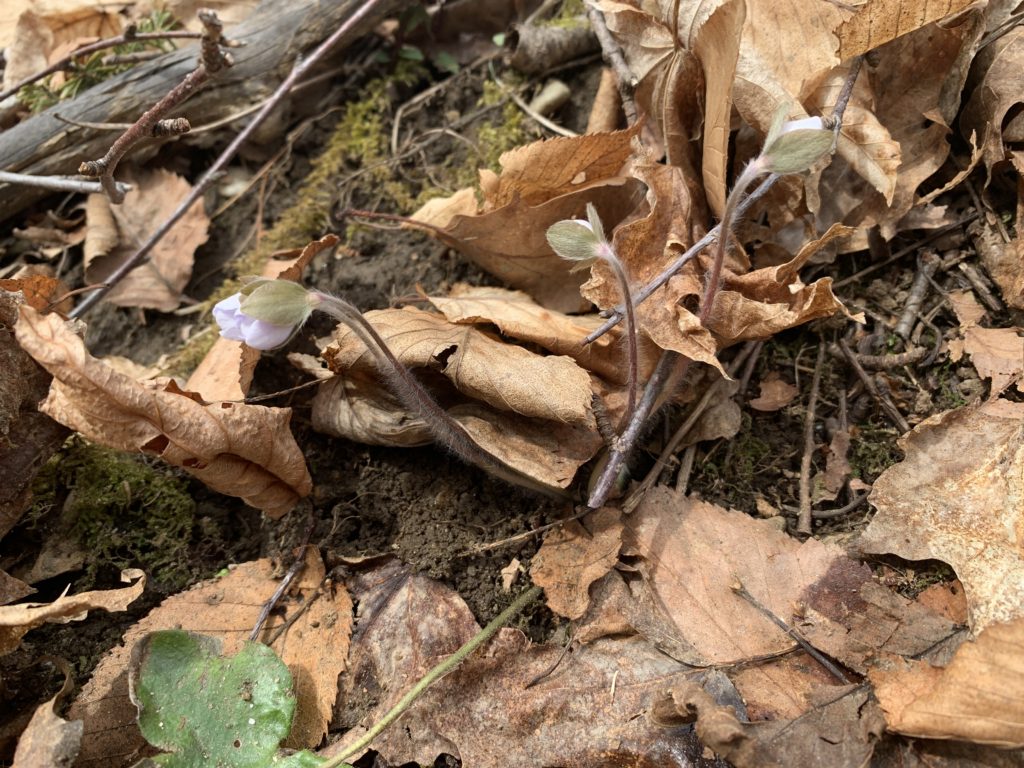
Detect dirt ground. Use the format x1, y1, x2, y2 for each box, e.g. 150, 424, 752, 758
0, 1, 1017, 765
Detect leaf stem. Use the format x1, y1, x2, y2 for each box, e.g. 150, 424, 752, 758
601, 248, 638, 429
323, 586, 542, 767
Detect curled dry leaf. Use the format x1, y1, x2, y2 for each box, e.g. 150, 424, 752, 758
530, 507, 623, 620
675, 681, 885, 768
860, 399, 1024, 632
68, 555, 352, 766
14, 306, 311, 518
0, 568, 144, 656
836, 0, 977, 59
946, 290, 1023, 394
749, 371, 798, 412
324, 306, 595, 427
83, 169, 209, 312
11, 669, 82, 767
426, 284, 657, 386
869, 618, 1024, 748
312, 375, 601, 489
961, 27, 1024, 180
411, 126, 645, 312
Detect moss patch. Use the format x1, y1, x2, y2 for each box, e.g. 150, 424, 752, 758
32, 441, 203, 591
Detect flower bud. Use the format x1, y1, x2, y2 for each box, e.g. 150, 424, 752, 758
546, 204, 612, 267
760, 106, 834, 175
212, 280, 315, 350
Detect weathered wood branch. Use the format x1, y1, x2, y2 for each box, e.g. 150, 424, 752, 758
0, 0, 404, 222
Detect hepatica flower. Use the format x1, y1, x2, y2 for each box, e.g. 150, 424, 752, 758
213, 279, 318, 350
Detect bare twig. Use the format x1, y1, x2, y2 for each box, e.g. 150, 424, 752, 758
894, 252, 939, 339
0, 170, 130, 196
828, 343, 927, 370
837, 339, 910, 433
585, 5, 637, 124
70, 0, 394, 318
78, 11, 232, 203
957, 261, 1004, 312
732, 581, 851, 684
0, 29, 203, 104
797, 339, 826, 535
782, 491, 868, 520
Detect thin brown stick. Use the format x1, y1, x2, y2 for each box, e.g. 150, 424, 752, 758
837, 339, 910, 433
69, 0, 394, 319
732, 581, 851, 684
0, 29, 203, 104
894, 252, 939, 339
78, 11, 232, 203
798, 339, 826, 535
585, 5, 637, 124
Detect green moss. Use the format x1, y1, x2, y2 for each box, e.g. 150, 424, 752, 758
33, 441, 201, 591
541, 0, 587, 27
850, 422, 902, 482
690, 412, 781, 512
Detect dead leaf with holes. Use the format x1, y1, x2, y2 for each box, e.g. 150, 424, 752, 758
83, 169, 208, 311
14, 306, 311, 517
326, 558, 713, 768
860, 399, 1024, 633
68, 553, 351, 767
0, 569, 144, 657
411, 126, 646, 312
870, 618, 1024, 748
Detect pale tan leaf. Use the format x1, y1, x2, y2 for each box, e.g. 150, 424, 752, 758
749, 371, 798, 412
0, 569, 144, 656
68, 556, 352, 766
531, 508, 623, 620
84, 169, 208, 312
694, 0, 745, 218
14, 306, 311, 518
427, 285, 655, 386
837, 0, 979, 61
409, 186, 477, 230
869, 619, 1024, 748
311, 375, 601, 490
324, 306, 595, 426
860, 399, 1024, 632
621, 487, 847, 664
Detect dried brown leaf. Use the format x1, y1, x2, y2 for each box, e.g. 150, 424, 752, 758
11, 689, 82, 768
947, 289, 1023, 394
961, 27, 1024, 179
311, 375, 601, 489
621, 487, 847, 664
869, 618, 1024, 748
411, 128, 645, 312
324, 306, 595, 426
0, 570, 33, 606
427, 285, 656, 386
677, 682, 885, 768
83, 170, 208, 312
328, 558, 710, 768
860, 399, 1024, 632
836, 0, 977, 59
749, 371, 798, 412
798, 560, 963, 675
0, 569, 143, 656
14, 306, 311, 517
530, 507, 623, 620
68, 555, 352, 766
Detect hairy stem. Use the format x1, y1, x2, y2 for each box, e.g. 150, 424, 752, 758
323, 585, 542, 768
601, 250, 638, 429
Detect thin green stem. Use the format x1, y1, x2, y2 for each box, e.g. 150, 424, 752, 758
601, 249, 638, 429
323, 586, 542, 767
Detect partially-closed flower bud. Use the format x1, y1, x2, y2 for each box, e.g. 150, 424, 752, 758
760, 106, 834, 175
546, 203, 613, 268
212, 280, 316, 350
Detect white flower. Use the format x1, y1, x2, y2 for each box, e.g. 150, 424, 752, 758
213, 290, 301, 350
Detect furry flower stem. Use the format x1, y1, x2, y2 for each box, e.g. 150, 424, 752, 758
311, 292, 568, 500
